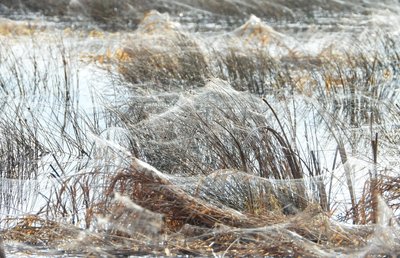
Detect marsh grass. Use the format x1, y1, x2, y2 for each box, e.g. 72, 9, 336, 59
112, 21, 400, 224
0, 34, 113, 228
4, 158, 394, 257
213, 47, 288, 95
117, 34, 209, 90
2, 7, 400, 257
97, 32, 400, 254
120, 80, 313, 213
1, 0, 377, 29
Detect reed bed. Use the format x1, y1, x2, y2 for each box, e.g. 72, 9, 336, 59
1, 5, 400, 257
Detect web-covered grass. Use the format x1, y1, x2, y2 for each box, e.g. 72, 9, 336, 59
1, 1, 400, 257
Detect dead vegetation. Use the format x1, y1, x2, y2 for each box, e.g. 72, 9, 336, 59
3, 158, 399, 257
